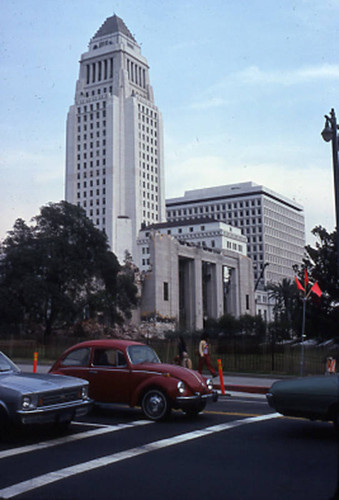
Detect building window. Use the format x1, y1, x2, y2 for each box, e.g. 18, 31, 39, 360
163, 282, 169, 301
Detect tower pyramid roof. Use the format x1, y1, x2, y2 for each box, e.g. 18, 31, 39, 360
93, 14, 136, 42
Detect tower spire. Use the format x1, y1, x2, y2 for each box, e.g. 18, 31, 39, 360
92, 14, 136, 42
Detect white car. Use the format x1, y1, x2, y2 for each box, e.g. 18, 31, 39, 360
0, 351, 92, 433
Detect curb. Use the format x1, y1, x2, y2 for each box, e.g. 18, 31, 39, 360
214, 384, 270, 395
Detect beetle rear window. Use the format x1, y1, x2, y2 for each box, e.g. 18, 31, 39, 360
62, 348, 91, 367
127, 345, 160, 365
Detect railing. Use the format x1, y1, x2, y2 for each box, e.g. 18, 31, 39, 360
150, 338, 334, 376
0, 336, 335, 377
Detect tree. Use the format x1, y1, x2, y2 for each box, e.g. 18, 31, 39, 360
238, 314, 266, 339
304, 226, 338, 303
218, 313, 239, 337
0, 201, 138, 338
300, 226, 339, 339
267, 279, 299, 339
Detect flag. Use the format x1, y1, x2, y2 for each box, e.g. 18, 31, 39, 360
310, 281, 322, 297
304, 268, 309, 287
295, 276, 305, 292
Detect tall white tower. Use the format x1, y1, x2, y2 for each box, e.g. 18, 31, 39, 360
65, 15, 165, 262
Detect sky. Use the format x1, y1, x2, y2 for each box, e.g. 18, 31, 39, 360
1, 0, 339, 245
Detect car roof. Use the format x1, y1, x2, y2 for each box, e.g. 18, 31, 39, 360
68, 339, 144, 350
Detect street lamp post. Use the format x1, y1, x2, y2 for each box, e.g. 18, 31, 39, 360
321, 108, 339, 277
254, 262, 269, 291
300, 296, 307, 377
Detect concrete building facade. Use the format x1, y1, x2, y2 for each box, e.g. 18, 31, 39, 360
65, 15, 165, 262
137, 217, 248, 272
139, 231, 255, 331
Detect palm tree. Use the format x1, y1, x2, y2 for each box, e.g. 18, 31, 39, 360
267, 279, 298, 339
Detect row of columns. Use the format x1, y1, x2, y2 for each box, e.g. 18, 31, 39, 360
86, 58, 114, 84
180, 258, 239, 331
126, 59, 146, 88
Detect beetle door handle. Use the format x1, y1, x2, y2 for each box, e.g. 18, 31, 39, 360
89, 370, 98, 374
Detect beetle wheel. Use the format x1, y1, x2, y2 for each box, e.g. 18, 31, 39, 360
141, 389, 170, 421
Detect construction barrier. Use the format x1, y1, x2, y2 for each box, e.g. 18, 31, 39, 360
33, 352, 38, 373
326, 357, 336, 374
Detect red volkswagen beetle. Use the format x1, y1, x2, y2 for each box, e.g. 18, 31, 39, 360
50, 339, 218, 421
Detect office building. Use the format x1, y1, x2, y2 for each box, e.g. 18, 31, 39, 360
65, 15, 165, 262
166, 181, 305, 290
64, 16, 304, 328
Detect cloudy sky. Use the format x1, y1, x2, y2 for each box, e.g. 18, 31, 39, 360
1, 0, 339, 244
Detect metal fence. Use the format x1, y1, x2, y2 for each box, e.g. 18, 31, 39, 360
151, 338, 335, 377
0, 336, 336, 377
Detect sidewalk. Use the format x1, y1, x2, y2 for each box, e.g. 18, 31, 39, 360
212, 373, 280, 395
17, 362, 279, 395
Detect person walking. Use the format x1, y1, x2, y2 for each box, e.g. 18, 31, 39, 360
177, 336, 192, 369
198, 334, 217, 377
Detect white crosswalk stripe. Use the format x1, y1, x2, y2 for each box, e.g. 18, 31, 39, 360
0, 420, 152, 460
0, 413, 280, 499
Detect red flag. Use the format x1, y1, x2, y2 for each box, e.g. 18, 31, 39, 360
295, 276, 305, 292
310, 282, 322, 297
304, 269, 309, 287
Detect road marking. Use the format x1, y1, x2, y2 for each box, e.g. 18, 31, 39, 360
0, 420, 152, 460
219, 398, 268, 404
72, 421, 109, 428
0, 413, 280, 499
205, 410, 266, 417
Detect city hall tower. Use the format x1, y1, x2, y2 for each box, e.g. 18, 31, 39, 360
65, 15, 165, 261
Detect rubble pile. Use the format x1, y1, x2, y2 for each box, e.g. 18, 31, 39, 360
70, 318, 176, 341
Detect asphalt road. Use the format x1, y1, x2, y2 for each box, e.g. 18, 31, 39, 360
0, 395, 338, 500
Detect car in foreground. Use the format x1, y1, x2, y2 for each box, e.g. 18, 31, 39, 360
50, 339, 218, 421
266, 375, 339, 426
0, 351, 92, 432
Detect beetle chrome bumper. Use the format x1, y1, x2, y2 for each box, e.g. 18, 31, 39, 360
17, 399, 92, 425
175, 390, 218, 408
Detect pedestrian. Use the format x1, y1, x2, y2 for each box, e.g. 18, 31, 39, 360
177, 335, 192, 368
198, 334, 217, 377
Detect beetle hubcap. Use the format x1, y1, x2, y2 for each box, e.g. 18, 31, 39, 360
146, 394, 165, 417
